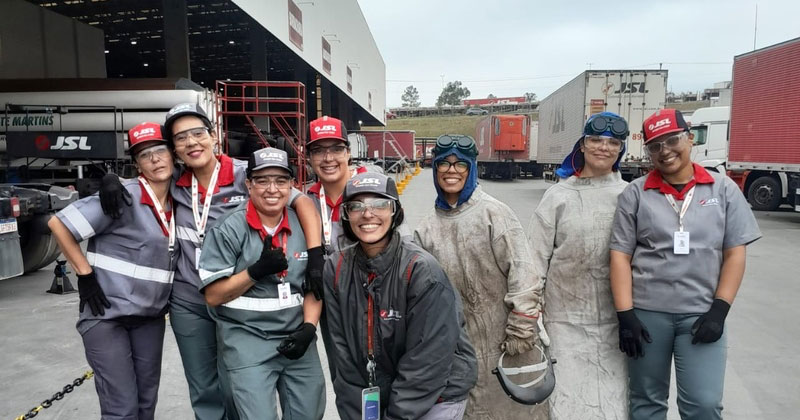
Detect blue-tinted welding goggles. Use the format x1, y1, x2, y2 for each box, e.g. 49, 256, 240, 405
584, 114, 629, 140
433, 134, 478, 157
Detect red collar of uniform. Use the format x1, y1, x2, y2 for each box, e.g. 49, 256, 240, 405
644, 163, 715, 199
175, 154, 236, 194
138, 180, 172, 235
245, 199, 291, 244
307, 166, 368, 222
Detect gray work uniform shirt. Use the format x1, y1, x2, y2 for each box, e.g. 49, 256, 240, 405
57, 179, 176, 334
171, 154, 250, 306
610, 165, 762, 313
171, 154, 303, 306
198, 201, 307, 369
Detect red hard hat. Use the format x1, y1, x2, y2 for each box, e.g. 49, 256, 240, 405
309, 116, 348, 144
128, 122, 167, 155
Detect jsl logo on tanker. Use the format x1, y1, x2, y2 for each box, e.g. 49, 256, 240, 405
35, 135, 92, 151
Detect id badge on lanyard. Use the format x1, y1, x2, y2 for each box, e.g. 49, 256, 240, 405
665, 186, 695, 255
361, 386, 380, 420
192, 162, 221, 269
268, 231, 291, 307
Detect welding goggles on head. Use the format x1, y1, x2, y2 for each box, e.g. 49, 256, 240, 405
433, 134, 478, 157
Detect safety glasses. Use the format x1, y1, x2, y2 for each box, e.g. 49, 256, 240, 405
172, 127, 210, 144
586, 116, 629, 139
341, 198, 396, 220
250, 175, 292, 189
645, 132, 687, 154
433, 135, 478, 157
435, 160, 470, 173
583, 135, 623, 151
136, 144, 171, 162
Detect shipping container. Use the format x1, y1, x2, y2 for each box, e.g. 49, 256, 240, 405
475, 114, 530, 179
537, 70, 668, 180
728, 37, 800, 211
361, 130, 416, 160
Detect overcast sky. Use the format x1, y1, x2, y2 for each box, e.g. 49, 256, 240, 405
357, 0, 800, 108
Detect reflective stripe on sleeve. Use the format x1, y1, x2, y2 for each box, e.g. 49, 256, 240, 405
61, 205, 96, 240
176, 226, 202, 245
222, 294, 304, 312
87, 251, 174, 284
199, 267, 235, 282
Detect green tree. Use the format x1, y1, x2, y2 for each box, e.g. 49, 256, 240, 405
487, 93, 497, 99
436, 81, 471, 106
401, 85, 421, 107
524, 92, 537, 102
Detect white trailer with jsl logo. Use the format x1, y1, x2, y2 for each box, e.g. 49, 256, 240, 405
537, 69, 668, 181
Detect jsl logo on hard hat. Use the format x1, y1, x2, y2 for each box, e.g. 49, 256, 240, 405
259, 151, 284, 161
314, 124, 338, 133
648, 118, 671, 132
353, 178, 381, 187
133, 127, 156, 139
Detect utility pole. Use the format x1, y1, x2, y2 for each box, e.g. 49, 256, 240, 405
753, 4, 758, 50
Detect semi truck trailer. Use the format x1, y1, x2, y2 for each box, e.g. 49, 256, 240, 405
537, 70, 668, 180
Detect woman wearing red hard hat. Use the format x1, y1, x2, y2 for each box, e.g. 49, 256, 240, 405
609, 109, 761, 420
48, 122, 177, 420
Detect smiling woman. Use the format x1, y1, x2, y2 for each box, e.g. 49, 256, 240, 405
46, 122, 177, 420
324, 172, 478, 419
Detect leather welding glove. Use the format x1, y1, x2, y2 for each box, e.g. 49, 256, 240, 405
247, 235, 288, 282
77, 272, 111, 316
617, 309, 652, 359
691, 299, 730, 344
277, 322, 317, 360
303, 246, 325, 301
501, 334, 538, 356
99, 173, 133, 219
501, 320, 540, 356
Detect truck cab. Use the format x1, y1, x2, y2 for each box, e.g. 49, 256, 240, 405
689, 106, 730, 173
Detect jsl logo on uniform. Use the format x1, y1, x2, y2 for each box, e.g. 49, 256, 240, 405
293, 251, 308, 260
699, 198, 720, 207
379, 308, 403, 321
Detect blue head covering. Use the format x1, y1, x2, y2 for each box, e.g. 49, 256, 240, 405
555, 111, 628, 178
432, 148, 478, 210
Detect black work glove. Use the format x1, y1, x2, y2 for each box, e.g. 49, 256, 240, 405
99, 173, 133, 219
304, 246, 324, 301
247, 235, 288, 282
277, 322, 317, 360
617, 309, 652, 359
691, 299, 730, 344
77, 272, 111, 316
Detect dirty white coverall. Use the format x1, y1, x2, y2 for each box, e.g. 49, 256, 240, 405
528, 172, 628, 419
415, 186, 543, 420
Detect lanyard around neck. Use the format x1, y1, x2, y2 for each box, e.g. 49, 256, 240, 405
191, 161, 221, 242
664, 186, 695, 232
139, 177, 175, 253
318, 169, 358, 246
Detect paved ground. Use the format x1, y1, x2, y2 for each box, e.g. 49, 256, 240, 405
1, 168, 798, 419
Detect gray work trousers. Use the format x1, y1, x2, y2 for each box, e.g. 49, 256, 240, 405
628, 309, 727, 420
170, 299, 239, 420
419, 400, 468, 420
82, 316, 166, 420
227, 340, 326, 420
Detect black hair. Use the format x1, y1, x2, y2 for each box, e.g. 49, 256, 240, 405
341, 204, 405, 244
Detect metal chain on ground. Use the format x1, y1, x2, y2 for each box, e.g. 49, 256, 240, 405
14, 371, 94, 420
